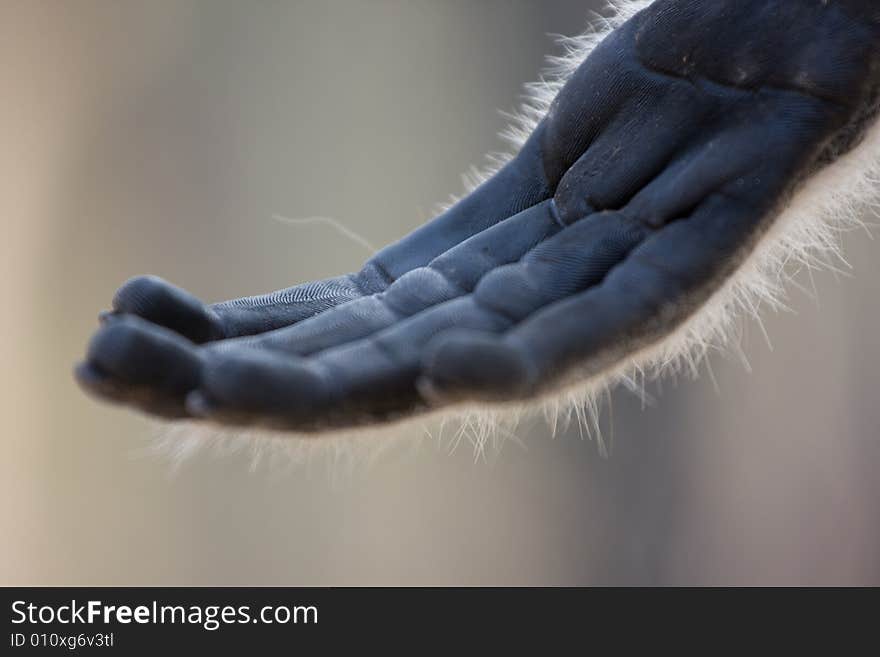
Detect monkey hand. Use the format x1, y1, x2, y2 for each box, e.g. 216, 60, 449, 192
76, 0, 880, 431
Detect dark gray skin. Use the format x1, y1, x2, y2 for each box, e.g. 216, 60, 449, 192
76, 0, 880, 431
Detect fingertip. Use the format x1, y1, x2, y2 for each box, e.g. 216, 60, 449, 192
112, 275, 167, 313
85, 315, 203, 392
74, 361, 103, 386
111, 275, 220, 343
74, 357, 192, 419
73, 361, 123, 401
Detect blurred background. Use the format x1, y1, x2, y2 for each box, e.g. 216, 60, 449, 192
2, 0, 879, 586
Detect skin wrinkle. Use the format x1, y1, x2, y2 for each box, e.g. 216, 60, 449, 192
635, 30, 853, 108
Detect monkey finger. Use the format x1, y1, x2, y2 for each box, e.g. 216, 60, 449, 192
77, 315, 204, 416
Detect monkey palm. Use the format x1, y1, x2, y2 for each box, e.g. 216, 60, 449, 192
76, 0, 880, 432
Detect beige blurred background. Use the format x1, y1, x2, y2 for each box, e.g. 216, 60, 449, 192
2, 0, 879, 586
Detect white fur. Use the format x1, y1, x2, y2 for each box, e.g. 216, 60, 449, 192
153, 0, 880, 469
